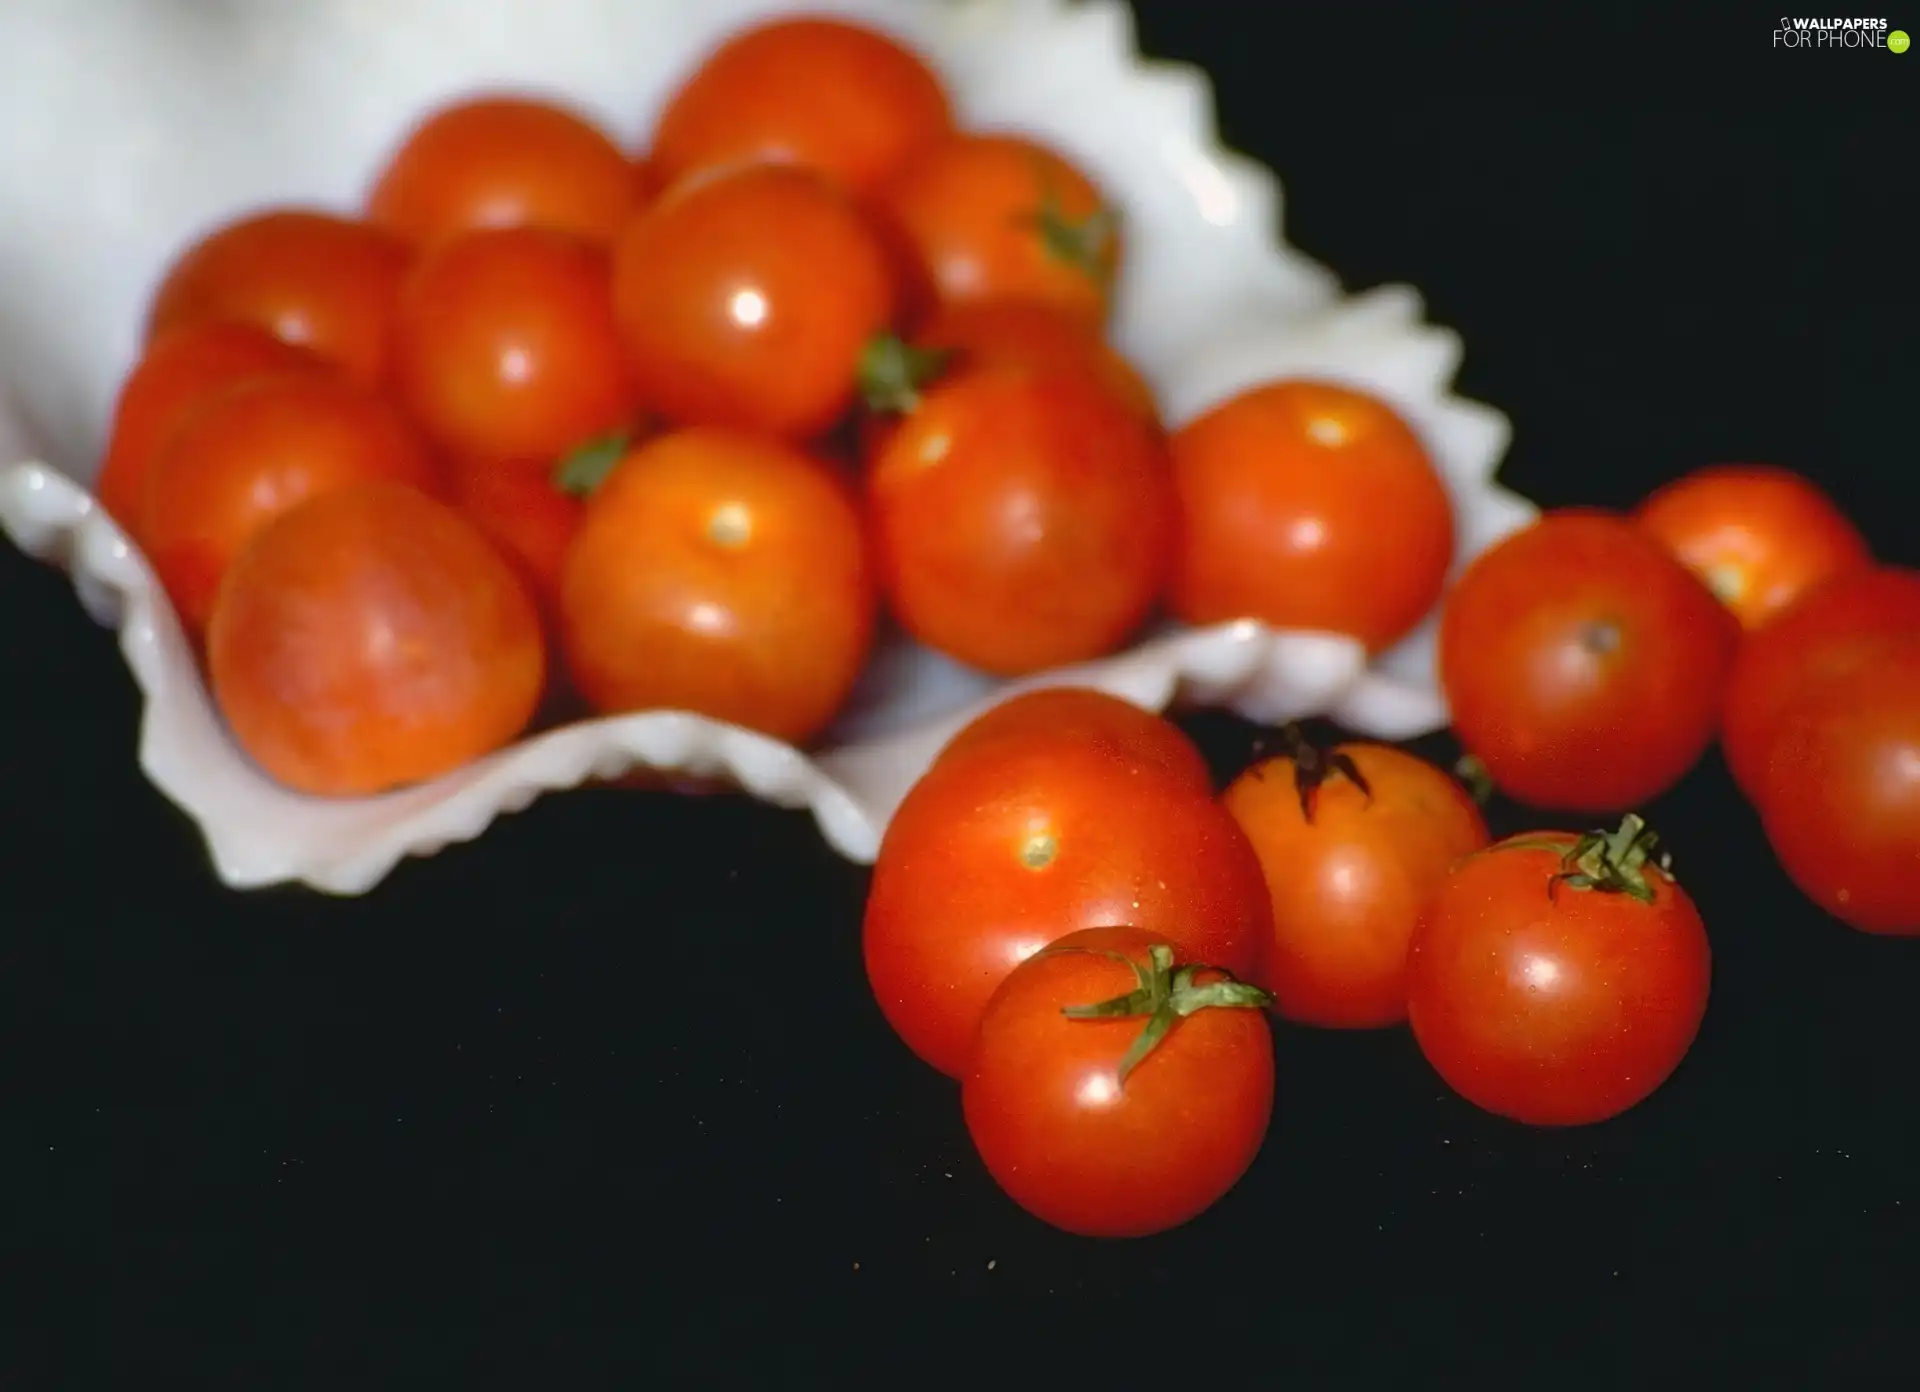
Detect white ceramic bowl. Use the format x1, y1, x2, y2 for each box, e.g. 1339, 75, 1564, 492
0, 0, 1536, 894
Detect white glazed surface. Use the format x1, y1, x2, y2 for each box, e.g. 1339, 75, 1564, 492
0, 0, 1536, 893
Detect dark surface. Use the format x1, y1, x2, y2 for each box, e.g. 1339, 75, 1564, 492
7, 5, 1916, 1384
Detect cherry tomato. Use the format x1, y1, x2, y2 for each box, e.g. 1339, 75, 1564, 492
1752, 639, 1920, 934
95, 321, 324, 539
367, 94, 644, 250
879, 132, 1119, 329
1221, 734, 1489, 1029
1633, 463, 1871, 630
648, 16, 952, 200
447, 455, 587, 622
1169, 380, 1455, 653
910, 299, 1158, 421
207, 481, 545, 797
964, 926, 1274, 1238
937, 686, 1212, 795
1405, 815, 1712, 1127
1438, 509, 1740, 812
557, 428, 875, 743
145, 209, 412, 388
1719, 566, 1920, 797
610, 164, 897, 440
391, 226, 638, 470
141, 372, 441, 636
864, 363, 1174, 676
863, 735, 1272, 1078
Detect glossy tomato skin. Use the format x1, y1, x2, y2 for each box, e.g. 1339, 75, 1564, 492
912, 300, 1158, 422
1720, 566, 1920, 797
879, 133, 1119, 329
95, 322, 325, 540
145, 209, 412, 388
964, 926, 1274, 1239
1752, 640, 1920, 934
367, 95, 643, 250
141, 372, 442, 636
863, 737, 1272, 1079
611, 165, 897, 440
1633, 463, 1871, 631
648, 17, 952, 200
1405, 830, 1712, 1127
1222, 744, 1489, 1029
865, 365, 1174, 676
1170, 380, 1455, 653
937, 687, 1212, 795
557, 428, 875, 743
391, 226, 637, 470
1438, 509, 1740, 813
207, 481, 545, 797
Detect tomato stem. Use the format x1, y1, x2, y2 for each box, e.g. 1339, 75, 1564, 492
1056, 941, 1271, 1084
1261, 723, 1371, 823
1453, 753, 1495, 807
858, 333, 951, 415
1505, 813, 1675, 904
553, 432, 632, 497
1026, 183, 1119, 293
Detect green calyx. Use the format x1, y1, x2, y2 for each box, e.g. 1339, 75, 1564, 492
1276, 722, 1372, 824
857, 333, 952, 416
1506, 813, 1676, 905
1056, 941, 1271, 1086
1029, 185, 1119, 291
553, 432, 632, 497
1453, 753, 1495, 808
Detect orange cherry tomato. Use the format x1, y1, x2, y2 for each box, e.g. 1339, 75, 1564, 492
911, 299, 1158, 421
95, 322, 324, 540
141, 372, 441, 636
391, 226, 638, 470
144, 209, 412, 388
207, 481, 545, 797
1170, 379, 1456, 653
367, 94, 644, 251
648, 16, 952, 200
610, 165, 898, 440
558, 428, 875, 743
878, 132, 1120, 329
1633, 463, 1871, 630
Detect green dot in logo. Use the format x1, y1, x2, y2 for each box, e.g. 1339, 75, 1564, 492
1892, 29, 1911, 52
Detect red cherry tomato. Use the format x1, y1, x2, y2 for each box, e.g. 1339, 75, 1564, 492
557, 428, 875, 743
95, 321, 324, 540
879, 132, 1119, 329
610, 165, 897, 440
1719, 566, 1920, 797
1633, 463, 1871, 630
911, 299, 1158, 422
648, 16, 952, 200
863, 363, 1174, 675
1405, 816, 1712, 1127
367, 94, 644, 250
141, 372, 441, 636
447, 456, 587, 623
1438, 509, 1740, 812
863, 735, 1271, 1079
963, 926, 1274, 1238
391, 226, 637, 470
1170, 380, 1455, 653
1752, 639, 1920, 935
1221, 736, 1489, 1029
144, 209, 412, 388
937, 686, 1212, 795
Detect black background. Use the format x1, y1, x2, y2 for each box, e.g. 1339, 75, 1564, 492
7, 3, 1917, 1384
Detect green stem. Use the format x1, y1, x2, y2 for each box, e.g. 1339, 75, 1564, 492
1500, 813, 1675, 904
858, 333, 951, 416
553, 432, 631, 497
1056, 941, 1271, 1085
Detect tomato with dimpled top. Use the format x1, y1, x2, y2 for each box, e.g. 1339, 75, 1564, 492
1438, 508, 1740, 813
141, 372, 441, 637
1719, 565, 1920, 797
1633, 463, 1871, 631
367, 94, 644, 250
937, 686, 1212, 795
208, 481, 546, 797
145, 209, 412, 388
95, 321, 324, 539
1221, 732, 1489, 1029
909, 300, 1158, 422
964, 926, 1274, 1238
648, 16, 952, 201
863, 733, 1272, 1079
1751, 638, 1920, 935
557, 428, 875, 744
1169, 379, 1455, 653
1405, 814, 1712, 1127
391, 225, 637, 470
610, 164, 898, 441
